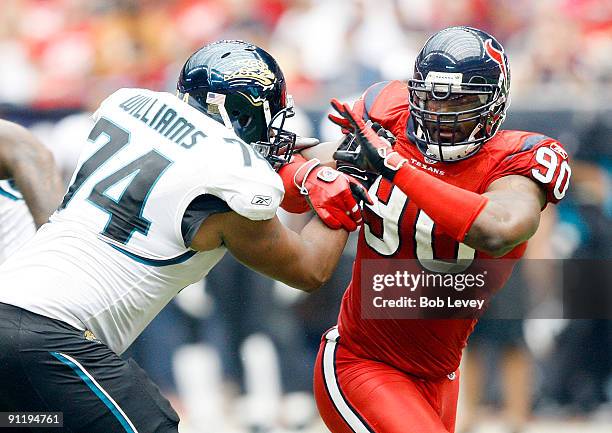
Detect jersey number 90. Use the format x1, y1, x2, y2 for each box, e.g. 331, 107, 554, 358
362, 177, 475, 273
531, 146, 571, 200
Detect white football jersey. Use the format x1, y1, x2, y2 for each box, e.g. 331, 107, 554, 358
0, 88, 284, 354
0, 180, 36, 263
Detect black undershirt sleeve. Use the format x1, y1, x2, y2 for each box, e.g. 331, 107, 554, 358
181, 194, 231, 247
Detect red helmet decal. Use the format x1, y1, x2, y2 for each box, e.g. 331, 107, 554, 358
485, 39, 507, 84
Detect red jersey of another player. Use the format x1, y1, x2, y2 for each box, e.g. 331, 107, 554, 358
336, 80, 571, 379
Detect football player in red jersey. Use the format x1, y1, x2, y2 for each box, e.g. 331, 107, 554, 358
278, 26, 571, 433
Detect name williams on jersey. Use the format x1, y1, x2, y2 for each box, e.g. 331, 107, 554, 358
118, 93, 207, 149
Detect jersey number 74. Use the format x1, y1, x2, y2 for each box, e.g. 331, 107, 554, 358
59, 118, 173, 244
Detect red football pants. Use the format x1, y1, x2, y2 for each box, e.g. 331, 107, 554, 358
314, 327, 459, 433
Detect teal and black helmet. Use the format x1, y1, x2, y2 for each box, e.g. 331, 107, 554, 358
177, 40, 296, 169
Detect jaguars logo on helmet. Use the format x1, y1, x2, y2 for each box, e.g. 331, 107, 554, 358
177, 40, 296, 170
224, 59, 277, 90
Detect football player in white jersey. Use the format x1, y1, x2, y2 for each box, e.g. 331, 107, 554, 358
0, 41, 366, 433
0, 120, 64, 263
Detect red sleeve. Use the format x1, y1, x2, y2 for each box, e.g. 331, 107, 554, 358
278, 154, 311, 213
349, 88, 369, 119
483, 135, 572, 205
349, 81, 406, 130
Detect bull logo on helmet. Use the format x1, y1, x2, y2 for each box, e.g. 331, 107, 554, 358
485, 39, 508, 90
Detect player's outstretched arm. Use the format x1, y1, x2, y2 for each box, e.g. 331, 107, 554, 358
191, 212, 349, 292
329, 99, 549, 257
464, 175, 544, 256
278, 153, 370, 230
0, 120, 64, 227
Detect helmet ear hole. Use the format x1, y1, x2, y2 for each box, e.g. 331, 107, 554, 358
229, 109, 253, 128
238, 113, 252, 128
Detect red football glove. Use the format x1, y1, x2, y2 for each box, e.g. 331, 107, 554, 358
278, 154, 372, 232
328, 111, 352, 135
329, 98, 408, 181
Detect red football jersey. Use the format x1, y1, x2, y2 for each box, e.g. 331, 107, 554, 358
337, 81, 571, 379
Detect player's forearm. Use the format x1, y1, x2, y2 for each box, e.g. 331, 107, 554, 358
392, 165, 488, 242
237, 219, 346, 292
268, 217, 348, 292
5, 139, 63, 227
13, 149, 64, 227
464, 191, 540, 257
393, 166, 540, 257
219, 213, 347, 292
295, 217, 348, 291
299, 140, 340, 168
0, 132, 64, 227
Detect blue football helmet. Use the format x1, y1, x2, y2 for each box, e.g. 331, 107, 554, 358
177, 40, 296, 169
407, 26, 511, 162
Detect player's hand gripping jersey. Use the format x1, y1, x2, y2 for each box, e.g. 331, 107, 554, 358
0, 88, 283, 355
337, 81, 571, 378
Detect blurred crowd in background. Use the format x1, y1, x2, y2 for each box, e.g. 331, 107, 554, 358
0, 0, 610, 110
0, 0, 611, 432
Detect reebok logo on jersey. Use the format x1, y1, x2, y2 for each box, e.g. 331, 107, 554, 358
251, 195, 272, 206
550, 142, 568, 160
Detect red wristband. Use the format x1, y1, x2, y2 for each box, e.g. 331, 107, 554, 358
278, 154, 312, 213
393, 165, 488, 242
